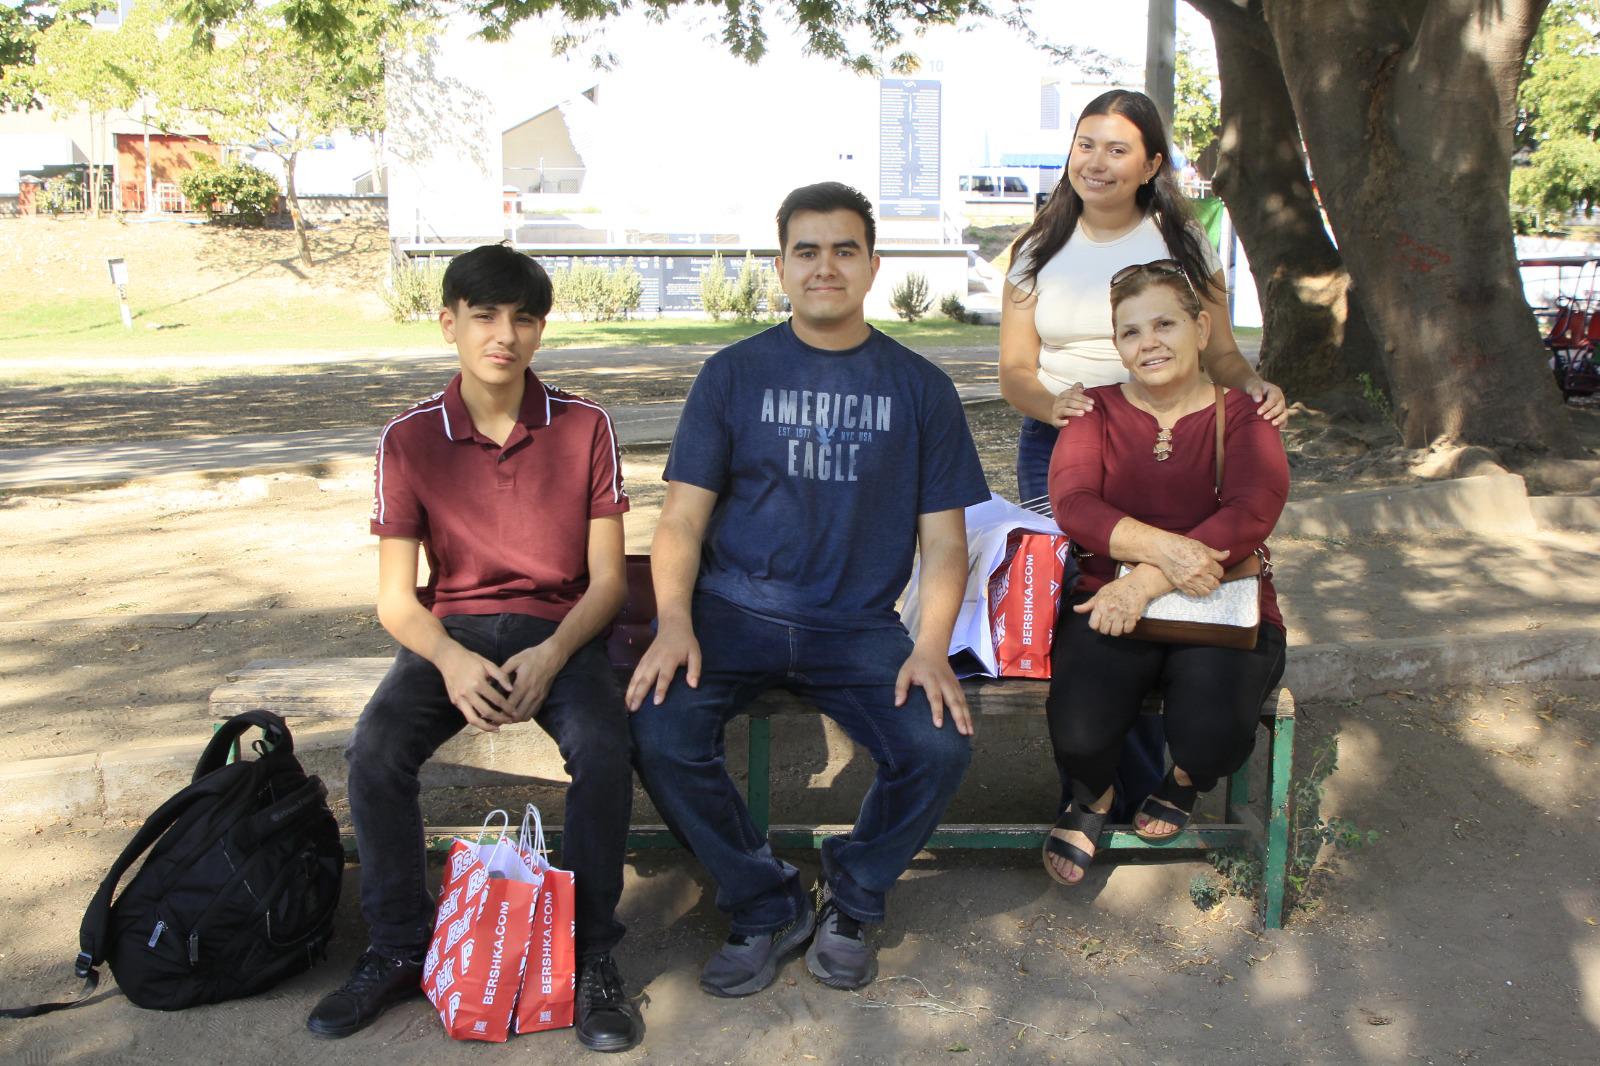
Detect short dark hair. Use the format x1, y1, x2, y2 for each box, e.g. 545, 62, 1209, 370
777, 182, 877, 254
440, 244, 553, 318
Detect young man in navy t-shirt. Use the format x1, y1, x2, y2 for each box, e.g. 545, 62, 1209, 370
627, 183, 989, 996
306, 246, 641, 1053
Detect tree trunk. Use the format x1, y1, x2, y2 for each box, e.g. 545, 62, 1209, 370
284, 151, 311, 266
1263, 0, 1577, 455
1199, 4, 1388, 399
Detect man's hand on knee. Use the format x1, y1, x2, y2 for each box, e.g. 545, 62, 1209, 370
625, 620, 701, 712
436, 642, 516, 732
894, 644, 973, 737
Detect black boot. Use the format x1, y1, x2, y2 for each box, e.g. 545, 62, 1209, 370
306, 948, 423, 1038
573, 953, 642, 1053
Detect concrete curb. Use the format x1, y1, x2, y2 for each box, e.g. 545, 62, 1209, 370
1278, 474, 1539, 536
1530, 494, 1600, 530
8, 624, 1599, 826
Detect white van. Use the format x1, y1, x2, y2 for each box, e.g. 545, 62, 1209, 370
958, 172, 1032, 200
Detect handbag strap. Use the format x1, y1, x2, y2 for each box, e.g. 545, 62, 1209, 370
1212, 384, 1226, 498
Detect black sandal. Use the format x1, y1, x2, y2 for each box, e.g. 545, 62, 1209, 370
1135, 769, 1200, 842
1042, 801, 1110, 886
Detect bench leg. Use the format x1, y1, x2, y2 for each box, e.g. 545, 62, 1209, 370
747, 716, 771, 838
1261, 715, 1295, 929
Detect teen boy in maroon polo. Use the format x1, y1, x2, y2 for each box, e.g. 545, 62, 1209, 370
306, 245, 641, 1053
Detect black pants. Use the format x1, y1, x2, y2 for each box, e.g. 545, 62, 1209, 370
1046, 596, 1287, 806
345, 613, 634, 960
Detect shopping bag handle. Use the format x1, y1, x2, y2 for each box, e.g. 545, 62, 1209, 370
518, 803, 549, 866
476, 808, 513, 868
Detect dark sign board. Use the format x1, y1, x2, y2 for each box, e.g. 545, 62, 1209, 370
878, 79, 941, 220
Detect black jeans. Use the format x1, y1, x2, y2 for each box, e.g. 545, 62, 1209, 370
1046, 597, 1287, 804
345, 613, 634, 960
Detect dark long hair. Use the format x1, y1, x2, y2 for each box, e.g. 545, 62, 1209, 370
1010, 89, 1220, 302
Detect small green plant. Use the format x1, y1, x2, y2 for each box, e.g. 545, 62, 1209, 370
763, 266, 787, 319
890, 271, 933, 321
1188, 873, 1224, 912
1356, 371, 1393, 423
939, 293, 967, 323
699, 251, 731, 321
728, 252, 763, 322
382, 256, 447, 322
178, 159, 281, 226
41, 174, 84, 215
552, 261, 644, 321
1191, 737, 1379, 917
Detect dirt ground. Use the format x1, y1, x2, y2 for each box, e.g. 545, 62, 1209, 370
3, 220, 1600, 1062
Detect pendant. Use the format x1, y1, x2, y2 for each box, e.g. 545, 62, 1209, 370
1153, 428, 1173, 462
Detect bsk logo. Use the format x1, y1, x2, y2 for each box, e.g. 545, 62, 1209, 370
450, 848, 477, 882
459, 938, 475, 973
435, 957, 456, 993
444, 913, 471, 952
436, 887, 462, 925
467, 866, 490, 898
447, 991, 461, 1025
423, 942, 440, 979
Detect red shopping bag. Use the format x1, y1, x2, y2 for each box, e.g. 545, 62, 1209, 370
422, 810, 541, 1042
987, 532, 1069, 678
513, 806, 577, 1034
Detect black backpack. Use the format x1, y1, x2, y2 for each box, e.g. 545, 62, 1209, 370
45, 711, 344, 1013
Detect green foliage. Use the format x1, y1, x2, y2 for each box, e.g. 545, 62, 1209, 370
728, 252, 764, 322
1172, 31, 1220, 159
1191, 737, 1379, 918
1513, 1, 1600, 230
763, 266, 787, 319
1187, 873, 1224, 912
382, 256, 446, 322
551, 260, 644, 322
890, 271, 932, 321
178, 159, 281, 225
1356, 371, 1393, 424
939, 293, 967, 323
699, 251, 731, 321
40, 173, 83, 215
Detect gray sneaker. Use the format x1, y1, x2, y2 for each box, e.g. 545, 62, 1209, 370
804, 889, 877, 990
699, 904, 817, 998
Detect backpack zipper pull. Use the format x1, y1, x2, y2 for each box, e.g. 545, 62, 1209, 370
146, 920, 166, 949
188, 931, 200, 965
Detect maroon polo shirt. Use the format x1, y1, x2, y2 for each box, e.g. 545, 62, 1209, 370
370, 369, 629, 621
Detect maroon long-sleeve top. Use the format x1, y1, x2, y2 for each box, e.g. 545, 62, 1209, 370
1048, 385, 1289, 629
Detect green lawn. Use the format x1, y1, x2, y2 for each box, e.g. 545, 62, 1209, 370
0, 298, 997, 382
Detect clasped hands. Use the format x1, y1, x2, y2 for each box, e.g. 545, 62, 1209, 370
437, 640, 565, 732
1074, 534, 1229, 636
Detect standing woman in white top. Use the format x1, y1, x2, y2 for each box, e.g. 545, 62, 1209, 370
1003, 89, 1287, 512
999, 88, 1287, 820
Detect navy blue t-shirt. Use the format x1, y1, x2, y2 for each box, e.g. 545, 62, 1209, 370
664, 320, 989, 631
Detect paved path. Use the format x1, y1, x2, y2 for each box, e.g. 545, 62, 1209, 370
0, 385, 1005, 491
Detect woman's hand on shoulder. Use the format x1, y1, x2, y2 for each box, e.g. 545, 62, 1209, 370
1153, 534, 1229, 596
1072, 575, 1152, 637
1245, 378, 1289, 427
1050, 382, 1094, 427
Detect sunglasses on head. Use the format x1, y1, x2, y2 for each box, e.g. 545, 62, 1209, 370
1109, 259, 1199, 302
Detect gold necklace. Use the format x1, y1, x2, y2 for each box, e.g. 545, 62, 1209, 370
1153, 427, 1174, 462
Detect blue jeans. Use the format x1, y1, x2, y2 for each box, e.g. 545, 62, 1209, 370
630, 594, 972, 933
345, 613, 634, 960
1016, 416, 1166, 821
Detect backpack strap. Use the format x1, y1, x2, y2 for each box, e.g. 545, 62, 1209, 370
194, 710, 292, 780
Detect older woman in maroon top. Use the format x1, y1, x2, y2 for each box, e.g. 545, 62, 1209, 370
1040, 260, 1288, 887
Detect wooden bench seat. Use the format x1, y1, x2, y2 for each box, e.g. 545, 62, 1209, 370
210, 556, 1297, 927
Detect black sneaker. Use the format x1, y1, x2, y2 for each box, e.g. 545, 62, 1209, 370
574, 953, 642, 1053
305, 948, 423, 1038
805, 888, 877, 990
698, 903, 817, 997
